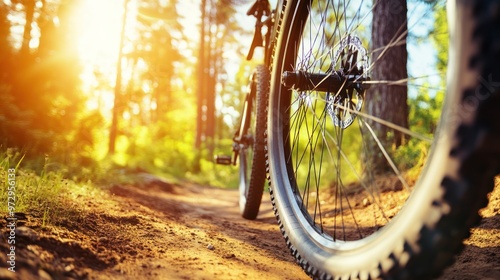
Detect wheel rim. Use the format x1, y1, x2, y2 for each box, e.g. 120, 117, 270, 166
239, 146, 249, 212
239, 93, 256, 213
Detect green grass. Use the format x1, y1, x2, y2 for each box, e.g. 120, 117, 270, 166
0, 149, 92, 226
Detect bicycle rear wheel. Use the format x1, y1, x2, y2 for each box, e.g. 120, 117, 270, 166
239, 65, 270, 220
267, 0, 499, 279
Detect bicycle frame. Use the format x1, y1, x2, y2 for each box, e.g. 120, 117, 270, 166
216, 0, 280, 166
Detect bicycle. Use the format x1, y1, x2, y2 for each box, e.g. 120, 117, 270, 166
222, 0, 500, 279
215, 0, 275, 220
214, 63, 269, 220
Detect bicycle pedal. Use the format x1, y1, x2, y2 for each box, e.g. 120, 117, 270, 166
215, 155, 232, 165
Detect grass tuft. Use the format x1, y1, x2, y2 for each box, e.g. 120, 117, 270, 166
0, 148, 87, 226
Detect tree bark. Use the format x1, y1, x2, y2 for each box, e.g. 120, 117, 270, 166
365, 0, 408, 172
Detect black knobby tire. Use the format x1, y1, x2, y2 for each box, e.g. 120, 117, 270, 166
239, 65, 270, 220
267, 0, 499, 279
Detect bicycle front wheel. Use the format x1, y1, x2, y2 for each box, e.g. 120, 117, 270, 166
267, 0, 499, 279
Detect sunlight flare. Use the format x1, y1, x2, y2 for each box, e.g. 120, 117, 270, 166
76, 0, 123, 70
75, 0, 136, 112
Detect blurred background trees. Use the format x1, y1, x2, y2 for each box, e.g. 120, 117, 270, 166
0, 0, 446, 187
0, 0, 83, 157
0, 0, 253, 185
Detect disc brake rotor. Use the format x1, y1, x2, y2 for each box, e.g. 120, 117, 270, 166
327, 35, 368, 129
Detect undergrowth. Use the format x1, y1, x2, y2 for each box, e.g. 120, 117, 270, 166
0, 148, 100, 226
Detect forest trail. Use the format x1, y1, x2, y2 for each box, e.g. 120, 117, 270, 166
1, 174, 499, 280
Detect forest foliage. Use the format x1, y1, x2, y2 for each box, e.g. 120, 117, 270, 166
0, 0, 446, 188
0, 0, 252, 187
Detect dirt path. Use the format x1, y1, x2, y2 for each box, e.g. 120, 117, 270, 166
1, 175, 499, 279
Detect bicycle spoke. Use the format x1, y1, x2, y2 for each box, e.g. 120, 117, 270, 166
279, 0, 445, 242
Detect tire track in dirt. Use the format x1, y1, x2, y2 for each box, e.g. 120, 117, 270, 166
103, 179, 309, 280
0, 174, 498, 279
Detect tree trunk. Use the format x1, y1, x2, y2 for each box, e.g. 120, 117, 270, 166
365, 0, 408, 173
193, 0, 208, 172
205, 6, 218, 158
20, 0, 35, 57
195, 0, 208, 150
109, 0, 129, 155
